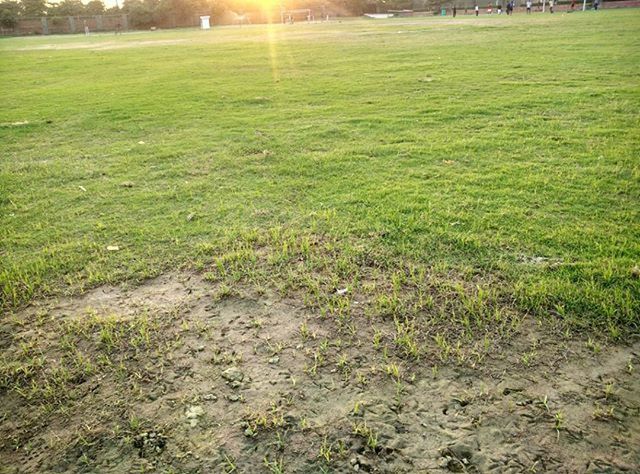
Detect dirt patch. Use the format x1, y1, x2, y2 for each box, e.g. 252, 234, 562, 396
1, 272, 638, 473
14, 39, 187, 51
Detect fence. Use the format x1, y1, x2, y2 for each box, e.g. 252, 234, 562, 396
0, 14, 128, 36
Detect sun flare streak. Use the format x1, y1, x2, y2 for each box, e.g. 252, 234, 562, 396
265, 15, 280, 82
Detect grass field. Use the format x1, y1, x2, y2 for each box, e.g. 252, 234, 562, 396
2, 11, 639, 333
1, 10, 640, 473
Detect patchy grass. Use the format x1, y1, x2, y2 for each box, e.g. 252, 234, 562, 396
1, 12, 639, 337
3, 11, 640, 473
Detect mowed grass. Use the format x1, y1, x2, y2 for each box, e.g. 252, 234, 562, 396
1, 11, 639, 335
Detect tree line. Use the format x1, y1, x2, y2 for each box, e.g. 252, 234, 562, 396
0, 0, 415, 29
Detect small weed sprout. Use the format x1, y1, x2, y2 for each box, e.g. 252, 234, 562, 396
554, 411, 565, 440
373, 329, 383, 348
434, 334, 451, 361
337, 353, 350, 375
128, 415, 142, 432
223, 453, 237, 473
352, 421, 379, 452
586, 337, 601, 354
251, 318, 263, 329
593, 404, 615, 420
267, 340, 285, 356
299, 416, 309, 430
352, 400, 365, 417
604, 382, 615, 400
385, 363, 400, 381
299, 322, 310, 340
263, 455, 284, 474
319, 436, 333, 463
521, 351, 536, 367
540, 395, 550, 412
319, 339, 329, 353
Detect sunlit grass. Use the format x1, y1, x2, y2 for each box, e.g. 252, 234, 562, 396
1, 11, 639, 334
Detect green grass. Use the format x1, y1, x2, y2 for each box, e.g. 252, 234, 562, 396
1, 11, 639, 334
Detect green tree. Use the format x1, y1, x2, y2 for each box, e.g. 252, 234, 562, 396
21, 0, 45, 16
0, 0, 21, 27
123, 0, 155, 27
157, 0, 208, 24
51, 0, 86, 16
85, 0, 106, 14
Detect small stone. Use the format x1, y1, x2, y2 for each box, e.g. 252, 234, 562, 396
336, 288, 348, 296
356, 455, 372, 471
222, 367, 244, 383
185, 405, 204, 419
185, 405, 204, 427
195, 344, 205, 352
121, 181, 134, 188
268, 356, 280, 364
203, 393, 217, 401
227, 394, 241, 402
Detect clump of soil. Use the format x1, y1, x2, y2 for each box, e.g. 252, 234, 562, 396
1, 273, 638, 472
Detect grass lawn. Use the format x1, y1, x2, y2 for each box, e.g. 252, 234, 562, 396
1, 10, 639, 335
1, 11, 640, 473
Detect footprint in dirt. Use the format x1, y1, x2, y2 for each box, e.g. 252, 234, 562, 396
440, 441, 486, 473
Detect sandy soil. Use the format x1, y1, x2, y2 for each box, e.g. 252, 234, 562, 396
13, 39, 187, 51
1, 272, 638, 473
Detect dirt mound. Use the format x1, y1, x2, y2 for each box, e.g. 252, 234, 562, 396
1, 273, 638, 472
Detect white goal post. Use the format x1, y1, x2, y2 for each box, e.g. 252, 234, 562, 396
281, 9, 314, 23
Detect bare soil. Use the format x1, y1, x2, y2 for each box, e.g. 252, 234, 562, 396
1, 273, 638, 473
13, 39, 187, 51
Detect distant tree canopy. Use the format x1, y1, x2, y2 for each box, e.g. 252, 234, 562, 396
48, 0, 86, 16
0, 0, 415, 28
0, 0, 20, 27
21, 0, 46, 16
85, 0, 105, 14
